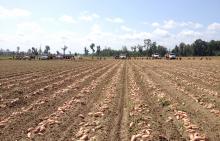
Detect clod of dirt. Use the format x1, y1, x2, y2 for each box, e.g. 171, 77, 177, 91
129, 122, 134, 128
159, 135, 169, 141
131, 134, 142, 141
7, 98, 26, 107
93, 112, 104, 117
95, 125, 102, 130
13, 88, 23, 95
0, 123, 6, 128
166, 116, 173, 122
142, 134, 150, 140
189, 133, 208, 141
27, 127, 34, 132
88, 112, 93, 116
131, 135, 136, 141
80, 134, 89, 140
78, 114, 84, 119
205, 103, 215, 109
27, 132, 32, 138
0, 104, 6, 108
76, 130, 84, 138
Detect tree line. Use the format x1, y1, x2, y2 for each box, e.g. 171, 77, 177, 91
1, 39, 220, 57
84, 39, 220, 57
0, 45, 77, 57
172, 39, 220, 56
84, 39, 168, 57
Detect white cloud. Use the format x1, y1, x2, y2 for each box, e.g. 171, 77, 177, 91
40, 17, 56, 22
59, 15, 76, 24
16, 22, 43, 35
151, 20, 203, 30
178, 30, 202, 37
121, 25, 135, 32
142, 22, 149, 25
152, 28, 170, 37
119, 32, 152, 41
208, 22, 220, 31
162, 20, 177, 29
106, 17, 124, 23
152, 22, 160, 27
0, 5, 31, 18
79, 11, 100, 22
180, 22, 203, 29
90, 24, 102, 33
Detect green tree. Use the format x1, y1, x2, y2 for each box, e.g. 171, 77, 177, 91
137, 45, 143, 56
84, 47, 89, 56
90, 43, 95, 54
62, 45, 68, 56
17, 46, 20, 53
96, 45, 101, 56
192, 39, 207, 56
32, 47, 38, 58
38, 47, 42, 55
44, 45, 50, 54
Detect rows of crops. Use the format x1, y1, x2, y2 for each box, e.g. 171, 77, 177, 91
0, 59, 219, 141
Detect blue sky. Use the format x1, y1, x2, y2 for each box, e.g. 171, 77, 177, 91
0, 0, 220, 53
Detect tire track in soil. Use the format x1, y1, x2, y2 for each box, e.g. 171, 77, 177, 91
127, 62, 154, 141
0, 62, 116, 140
68, 63, 124, 140
58, 62, 124, 141
119, 61, 129, 141
109, 61, 129, 141
130, 61, 185, 141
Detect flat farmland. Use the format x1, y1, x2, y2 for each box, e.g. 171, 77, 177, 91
0, 59, 220, 141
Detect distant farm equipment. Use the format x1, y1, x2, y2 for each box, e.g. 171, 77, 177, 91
152, 53, 161, 59
165, 53, 176, 60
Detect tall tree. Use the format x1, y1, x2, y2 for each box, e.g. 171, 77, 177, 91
27, 49, 32, 55
144, 39, 152, 56
90, 43, 95, 54
192, 39, 207, 56
84, 47, 89, 56
17, 46, 20, 53
62, 45, 68, 56
44, 45, 50, 54
32, 47, 38, 58
179, 42, 186, 56
56, 51, 60, 55
122, 46, 128, 53
96, 45, 101, 56
38, 47, 42, 55
137, 44, 143, 56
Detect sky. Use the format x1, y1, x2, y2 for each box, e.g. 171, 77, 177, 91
0, 0, 220, 53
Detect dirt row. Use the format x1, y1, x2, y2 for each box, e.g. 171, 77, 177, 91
0, 59, 220, 141
0, 60, 119, 140
131, 60, 220, 140
0, 61, 111, 119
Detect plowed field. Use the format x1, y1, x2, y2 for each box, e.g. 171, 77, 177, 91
0, 59, 220, 141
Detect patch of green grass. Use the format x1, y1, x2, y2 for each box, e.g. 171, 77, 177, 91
0, 56, 13, 60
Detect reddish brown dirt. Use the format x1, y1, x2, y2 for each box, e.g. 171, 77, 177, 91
0, 59, 220, 141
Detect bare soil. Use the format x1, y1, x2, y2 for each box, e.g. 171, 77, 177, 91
0, 59, 220, 141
